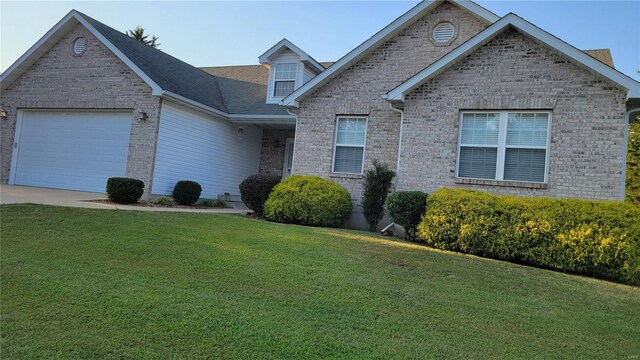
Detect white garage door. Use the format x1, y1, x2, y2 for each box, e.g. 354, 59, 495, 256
10, 111, 133, 192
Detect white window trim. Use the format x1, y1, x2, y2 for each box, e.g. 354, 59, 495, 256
331, 116, 368, 175
272, 62, 298, 99
456, 110, 552, 184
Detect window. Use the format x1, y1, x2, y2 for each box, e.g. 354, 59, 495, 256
333, 117, 367, 174
273, 63, 297, 97
457, 111, 550, 183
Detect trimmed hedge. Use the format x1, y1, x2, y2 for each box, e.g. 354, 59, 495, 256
239, 174, 281, 217
387, 191, 428, 241
106, 177, 144, 204
172, 181, 202, 205
417, 188, 640, 285
264, 175, 352, 227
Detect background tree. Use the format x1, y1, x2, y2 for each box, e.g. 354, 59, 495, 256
362, 160, 395, 232
126, 26, 160, 48
627, 117, 640, 205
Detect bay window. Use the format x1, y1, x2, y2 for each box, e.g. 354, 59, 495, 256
457, 111, 550, 183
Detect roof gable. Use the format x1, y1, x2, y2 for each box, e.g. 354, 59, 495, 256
1, 10, 229, 114
386, 13, 640, 103
281, 0, 500, 107
258, 39, 325, 73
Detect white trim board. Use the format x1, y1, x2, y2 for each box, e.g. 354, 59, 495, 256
385, 13, 640, 103
281, 0, 500, 107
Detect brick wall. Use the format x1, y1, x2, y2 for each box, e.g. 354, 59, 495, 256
0, 24, 161, 198
259, 129, 295, 177
401, 29, 627, 200
293, 2, 489, 228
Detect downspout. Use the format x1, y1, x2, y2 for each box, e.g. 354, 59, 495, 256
389, 103, 405, 183
286, 107, 299, 176
382, 102, 405, 235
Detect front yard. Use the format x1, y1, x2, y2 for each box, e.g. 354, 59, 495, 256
1, 204, 638, 358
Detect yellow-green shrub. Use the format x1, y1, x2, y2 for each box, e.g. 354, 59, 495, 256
264, 175, 352, 227
418, 188, 640, 285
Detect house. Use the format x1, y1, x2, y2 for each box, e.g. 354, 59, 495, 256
1, 0, 639, 229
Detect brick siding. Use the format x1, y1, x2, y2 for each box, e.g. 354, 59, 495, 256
401, 29, 627, 200
0, 24, 161, 198
259, 129, 295, 178
292, 2, 489, 227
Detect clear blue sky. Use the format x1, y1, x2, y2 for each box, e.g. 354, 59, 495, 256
1, 1, 638, 80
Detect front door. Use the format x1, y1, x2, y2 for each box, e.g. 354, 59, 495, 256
282, 138, 294, 178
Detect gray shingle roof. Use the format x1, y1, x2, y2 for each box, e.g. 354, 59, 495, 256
80, 11, 617, 114
200, 63, 334, 115
80, 11, 229, 113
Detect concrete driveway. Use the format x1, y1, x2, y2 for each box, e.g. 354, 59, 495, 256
0, 185, 246, 213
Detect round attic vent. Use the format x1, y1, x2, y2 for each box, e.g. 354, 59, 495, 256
73, 37, 87, 56
432, 22, 455, 44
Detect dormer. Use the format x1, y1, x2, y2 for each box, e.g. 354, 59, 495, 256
259, 39, 325, 104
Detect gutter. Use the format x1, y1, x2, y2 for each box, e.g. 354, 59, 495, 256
161, 90, 295, 124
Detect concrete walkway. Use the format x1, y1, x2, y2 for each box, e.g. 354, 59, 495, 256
0, 185, 247, 213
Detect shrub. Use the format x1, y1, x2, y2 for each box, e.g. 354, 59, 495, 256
264, 175, 352, 227
154, 196, 174, 207
106, 177, 144, 204
626, 121, 640, 206
172, 181, 202, 205
417, 188, 640, 285
361, 160, 396, 231
387, 191, 428, 241
239, 174, 281, 217
199, 199, 228, 208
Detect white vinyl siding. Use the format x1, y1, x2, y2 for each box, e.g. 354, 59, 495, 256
457, 111, 550, 183
152, 102, 262, 198
332, 116, 367, 174
10, 110, 132, 192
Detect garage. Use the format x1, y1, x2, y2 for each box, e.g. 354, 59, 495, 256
9, 110, 132, 193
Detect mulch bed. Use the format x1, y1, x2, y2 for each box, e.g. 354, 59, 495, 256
86, 199, 229, 210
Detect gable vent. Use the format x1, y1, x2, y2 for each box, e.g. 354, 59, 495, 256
432, 22, 455, 44
73, 37, 87, 55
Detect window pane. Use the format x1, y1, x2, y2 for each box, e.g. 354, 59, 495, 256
274, 81, 295, 97
336, 118, 366, 145
504, 148, 546, 182
275, 63, 297, 80
507, 113, 549, 147
458, 147, 497, 179
334, 146, 364, 173
460, 113, 500, 145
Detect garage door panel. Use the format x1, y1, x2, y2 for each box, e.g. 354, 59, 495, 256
12, 111, 132, 193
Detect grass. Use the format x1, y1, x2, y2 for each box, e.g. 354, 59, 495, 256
1, 204, 639, 359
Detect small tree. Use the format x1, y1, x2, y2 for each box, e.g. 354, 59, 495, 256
361, 160, 395, 231
126, 26, 160, 48
387, 191, 428, 241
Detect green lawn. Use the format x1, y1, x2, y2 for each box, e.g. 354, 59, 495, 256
1, 204, 638, 359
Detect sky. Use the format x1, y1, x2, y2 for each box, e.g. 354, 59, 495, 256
1, 1, 639, 80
